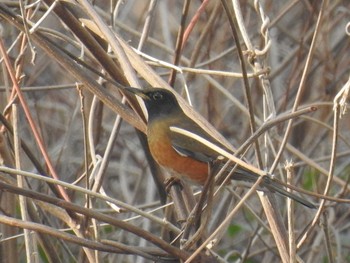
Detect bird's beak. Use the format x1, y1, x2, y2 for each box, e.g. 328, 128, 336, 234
124, 87, 149, 100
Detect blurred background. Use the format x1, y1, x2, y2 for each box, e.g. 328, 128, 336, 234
0, 1, 349, 262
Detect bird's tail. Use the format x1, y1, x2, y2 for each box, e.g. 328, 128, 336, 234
261, 176, 316, 208
230, 168, 316, 209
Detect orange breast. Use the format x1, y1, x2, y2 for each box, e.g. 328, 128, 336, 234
147, 120, 209, 184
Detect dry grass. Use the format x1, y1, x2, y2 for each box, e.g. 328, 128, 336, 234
0, 0, 350, 262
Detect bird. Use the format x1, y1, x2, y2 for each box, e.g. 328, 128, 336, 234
125, 87, 315, 209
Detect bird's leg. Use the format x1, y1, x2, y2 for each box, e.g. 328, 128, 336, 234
164, 176, 183, 193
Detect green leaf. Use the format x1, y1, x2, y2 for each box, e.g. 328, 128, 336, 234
302, 168, 316, 190
228, 224, 242, 237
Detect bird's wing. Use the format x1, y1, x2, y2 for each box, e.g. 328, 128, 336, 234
169, 119, 227, 163
172, 143, 214, 163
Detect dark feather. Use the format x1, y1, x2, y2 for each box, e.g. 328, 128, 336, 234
169, 124, 316, 208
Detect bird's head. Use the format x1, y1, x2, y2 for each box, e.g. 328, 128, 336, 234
125, 87, 183, 121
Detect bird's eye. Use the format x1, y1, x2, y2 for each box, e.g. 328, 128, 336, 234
152, 92, 163, 100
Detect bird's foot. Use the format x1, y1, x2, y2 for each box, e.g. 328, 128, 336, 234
164, 176, 183, 193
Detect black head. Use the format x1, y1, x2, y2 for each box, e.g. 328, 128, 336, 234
125, 87, 183, 121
